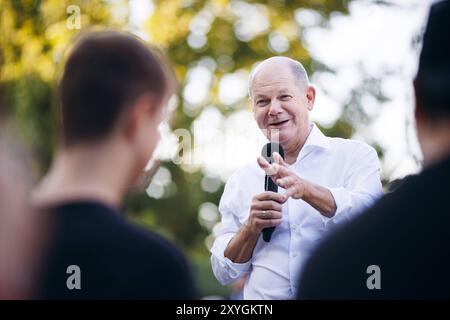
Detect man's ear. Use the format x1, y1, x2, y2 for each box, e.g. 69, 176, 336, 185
124, 94, 154, 141
306, 85, 316, 111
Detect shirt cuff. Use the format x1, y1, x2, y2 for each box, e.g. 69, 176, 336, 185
222, 256, 252, 279
211, 233, 252, 282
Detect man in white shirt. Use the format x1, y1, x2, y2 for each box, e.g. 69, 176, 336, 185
210, 56, 383, 299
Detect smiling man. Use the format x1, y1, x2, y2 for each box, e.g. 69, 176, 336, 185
210, 56, 383, 299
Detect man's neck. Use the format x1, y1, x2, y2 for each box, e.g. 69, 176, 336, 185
282, 124, 313, 165
32, 142, 133, 208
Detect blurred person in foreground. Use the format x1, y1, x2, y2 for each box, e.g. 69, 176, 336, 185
32, 31, 196, 299
298, 0, 450, 299
210, 56, 383, 299
0, 125, 45, 299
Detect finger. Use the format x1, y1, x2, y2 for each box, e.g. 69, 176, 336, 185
257, 156, 270, 169
255, 210, 282, 220
276, 176, 295, 189
253, 200, 282, 212
254, 191, 286, 203
257, 157, 278, 176
284, 186, 297, 199
259, 218, 282, 229
271, 163, 291, 178
261, 162, 283, 178
273, 152, 288, 167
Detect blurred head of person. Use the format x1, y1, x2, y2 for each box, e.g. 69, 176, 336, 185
414, 0, 450, 167
60, 31, 175, 182
35, 31, 176, 206
0, 124, 44, 299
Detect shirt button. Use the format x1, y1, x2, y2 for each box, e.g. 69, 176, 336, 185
291, 224, 297, 231
292, 253, 297, 258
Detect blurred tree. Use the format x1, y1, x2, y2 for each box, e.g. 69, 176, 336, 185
0, 0, 126, 171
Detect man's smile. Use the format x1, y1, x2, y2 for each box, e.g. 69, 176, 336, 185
268, 119, 291, 128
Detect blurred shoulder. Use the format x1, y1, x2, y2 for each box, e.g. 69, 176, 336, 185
121, 223, 197, 298
124, 222, 188, 267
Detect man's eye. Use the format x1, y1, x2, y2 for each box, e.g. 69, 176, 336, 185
280, 95, 292, 100
257, 100, 268, 106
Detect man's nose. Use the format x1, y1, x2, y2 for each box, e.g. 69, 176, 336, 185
268, 99, 283, 116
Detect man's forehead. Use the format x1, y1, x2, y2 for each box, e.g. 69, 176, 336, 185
251, 74, 296, 94
252, 85, 292, 97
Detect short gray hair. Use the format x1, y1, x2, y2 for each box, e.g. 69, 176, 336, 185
248, 56, 309, 98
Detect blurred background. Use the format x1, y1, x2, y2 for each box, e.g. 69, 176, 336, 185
0, 0, 433, 297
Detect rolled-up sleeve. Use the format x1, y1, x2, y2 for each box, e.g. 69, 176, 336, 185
210, 176, 252, 285
324, 144, 383, 228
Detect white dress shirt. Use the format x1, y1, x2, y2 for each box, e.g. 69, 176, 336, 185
210, 123, 383, 299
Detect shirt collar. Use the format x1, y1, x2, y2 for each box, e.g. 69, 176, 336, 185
296, 123, 331, 163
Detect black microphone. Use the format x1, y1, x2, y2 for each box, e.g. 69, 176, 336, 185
261, 142, 285, 242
